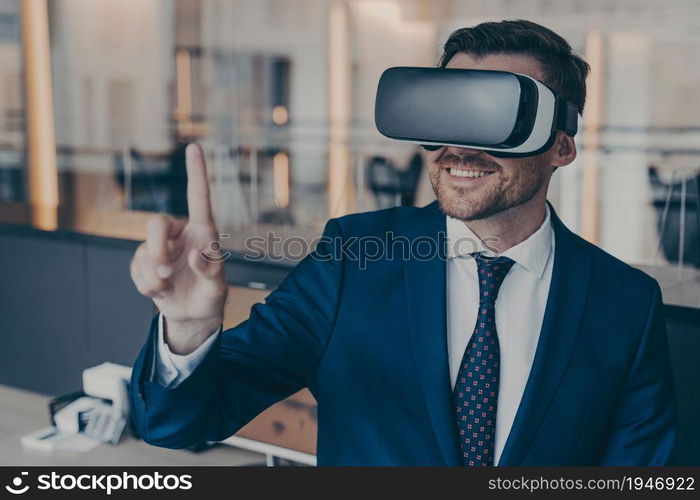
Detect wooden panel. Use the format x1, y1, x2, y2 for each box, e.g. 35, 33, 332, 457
223, 286, 318, 455
235, 389, 317, 455
222, 286, 269, 326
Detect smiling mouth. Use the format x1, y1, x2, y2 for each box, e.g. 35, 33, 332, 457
447, 168, 495, 178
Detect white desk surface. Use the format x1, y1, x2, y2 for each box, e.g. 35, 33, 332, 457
0, 384, 264, 466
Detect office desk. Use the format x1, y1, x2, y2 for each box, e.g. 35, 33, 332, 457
0, 385, 264, 466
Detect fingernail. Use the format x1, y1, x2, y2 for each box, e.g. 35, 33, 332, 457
156, 265, 172, 278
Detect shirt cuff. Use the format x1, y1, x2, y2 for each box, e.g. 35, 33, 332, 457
155, 313, 221, 388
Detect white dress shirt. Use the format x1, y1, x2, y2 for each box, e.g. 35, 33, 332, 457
445, 205, 554, 465
155, 205, 555, 465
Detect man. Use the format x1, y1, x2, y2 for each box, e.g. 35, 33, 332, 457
129, 20, 677, 465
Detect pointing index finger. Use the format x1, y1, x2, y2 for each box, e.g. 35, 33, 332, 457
186, 143, 214, 226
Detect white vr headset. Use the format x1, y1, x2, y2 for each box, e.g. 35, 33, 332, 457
374, 67, 580, 158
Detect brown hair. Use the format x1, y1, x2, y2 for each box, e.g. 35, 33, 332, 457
439, 20, 590, 113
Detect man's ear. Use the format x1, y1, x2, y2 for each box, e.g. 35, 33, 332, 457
551, 131, 577, 168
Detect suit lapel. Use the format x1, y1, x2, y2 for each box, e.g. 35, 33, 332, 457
403, 201, 461, 465
497, 203, 593, 465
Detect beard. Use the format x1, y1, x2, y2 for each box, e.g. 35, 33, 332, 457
429, 152, 549, 221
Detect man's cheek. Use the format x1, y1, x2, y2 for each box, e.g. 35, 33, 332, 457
428, 161, 442, 173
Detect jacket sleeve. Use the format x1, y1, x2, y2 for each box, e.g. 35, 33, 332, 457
129, 218, 345, 449
598, 281, 678, 465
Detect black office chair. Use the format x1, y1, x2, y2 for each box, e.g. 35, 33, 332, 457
113, 143, 189, 216
648, 165, 700, 268
367, 152, 424, 209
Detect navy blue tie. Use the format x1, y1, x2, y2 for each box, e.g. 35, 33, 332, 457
453, 253, 515, 466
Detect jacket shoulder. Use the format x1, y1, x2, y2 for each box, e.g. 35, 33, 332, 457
565, 226, 660, 295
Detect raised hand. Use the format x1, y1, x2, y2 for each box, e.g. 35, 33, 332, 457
130, 144, 228, 354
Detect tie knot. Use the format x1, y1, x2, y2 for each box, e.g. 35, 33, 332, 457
475, 253, 515, 304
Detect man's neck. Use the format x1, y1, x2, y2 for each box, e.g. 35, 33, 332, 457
464, 194, 548, 254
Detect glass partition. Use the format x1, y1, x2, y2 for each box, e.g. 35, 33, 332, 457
2, 0, 697, 282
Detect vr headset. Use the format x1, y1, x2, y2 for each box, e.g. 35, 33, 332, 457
374, 67, 580, 158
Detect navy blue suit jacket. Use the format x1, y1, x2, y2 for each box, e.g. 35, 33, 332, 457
130, 201, 677, 465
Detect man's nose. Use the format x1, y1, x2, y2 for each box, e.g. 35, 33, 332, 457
445, 145, 484, 157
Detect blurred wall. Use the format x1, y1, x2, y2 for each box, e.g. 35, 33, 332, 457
51, 0, 173, 159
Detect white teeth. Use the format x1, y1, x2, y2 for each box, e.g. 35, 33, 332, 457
449, 168, 492, 178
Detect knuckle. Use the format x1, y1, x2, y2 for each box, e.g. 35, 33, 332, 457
152, 278, 168, 292
133, 244, 151, 268
135, 242, 147, 258
130, 249, 143, 277
141, 277, 162, 297
133, 278, 150, 296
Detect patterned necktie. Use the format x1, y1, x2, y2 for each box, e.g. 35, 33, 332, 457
454, 253, 515, 466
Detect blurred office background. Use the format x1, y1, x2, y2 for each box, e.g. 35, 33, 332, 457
0, 0, 698, 465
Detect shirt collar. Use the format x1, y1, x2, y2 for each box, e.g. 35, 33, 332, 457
445, 204, 553, 280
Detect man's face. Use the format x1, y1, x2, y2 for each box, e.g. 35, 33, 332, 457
426, 52, 559, 221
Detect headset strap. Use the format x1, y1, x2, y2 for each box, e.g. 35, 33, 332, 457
555, 96, 579, 136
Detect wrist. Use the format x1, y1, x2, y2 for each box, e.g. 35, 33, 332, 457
163, 315, 222, 355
